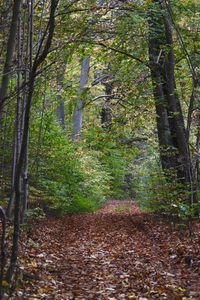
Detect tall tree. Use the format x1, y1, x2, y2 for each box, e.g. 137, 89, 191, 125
6, 0, 59, 288
148, 0, 193, 196
72, 57, 90, 140
56, 68, 66, 130
0, 0, 22, 114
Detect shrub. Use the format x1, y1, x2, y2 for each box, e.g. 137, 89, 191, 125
135, 152, 198, 220
29, 118, 110, 213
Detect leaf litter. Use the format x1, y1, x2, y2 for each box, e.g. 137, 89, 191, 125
13, 201, 200, 299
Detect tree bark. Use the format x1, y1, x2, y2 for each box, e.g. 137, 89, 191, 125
0, 0, 22, 113
148, 0, 194, 195
56, 71, 66, 130
148, 1, 175, 170
101, 75, 113, 129
163, 16, 192, 184
72, 57, 90, 140
7, 10, 23, 219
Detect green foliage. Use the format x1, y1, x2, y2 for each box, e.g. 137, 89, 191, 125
29, 115, 111, 213
62, 196, 100, 214
78, 148, 111, 203
135, 150, 198, 220
25, 207, 46, 221
84, 127, 137, 199
102, 147, 129, 198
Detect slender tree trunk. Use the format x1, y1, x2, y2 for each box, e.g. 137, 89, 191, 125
56, 71, 65, 130
101, 78, 113, 129
6, 0, 59, 282
20, 0, 33, 222
0, 0, 22, 113
21, 143, 28, 222
0, 108, 9, 199
72, 57, 90, 140
34, 75, 47, 175
7, 11, 23, 219
57, 100, 65, 129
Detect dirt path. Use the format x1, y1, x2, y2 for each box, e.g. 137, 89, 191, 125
16, 201, 200, 299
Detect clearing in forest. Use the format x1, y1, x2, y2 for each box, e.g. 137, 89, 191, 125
15, 201, 200, 300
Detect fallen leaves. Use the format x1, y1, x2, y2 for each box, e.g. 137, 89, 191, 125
13, 201, 200, 299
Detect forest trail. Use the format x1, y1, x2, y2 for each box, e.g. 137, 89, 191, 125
16, 201, 200, 300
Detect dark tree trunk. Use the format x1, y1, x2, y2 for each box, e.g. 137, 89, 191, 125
162, 16, 193, 185
7, 10, 23, 219
101, 77, 113, 129
148, 0, 194, 198
6, 0, 59, 283
20, 0, 33, 223
0, 0, 22, 113
148, 1, 176, 170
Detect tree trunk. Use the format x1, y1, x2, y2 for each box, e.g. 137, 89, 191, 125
56, 71, 66, 130
57, 100, 65, 129
0, 0, 22, 113
101, 76, 113, 129
6, 0, 59, 282
20, 0, 33, 223
7, 11, 23, 219
72, 57, 90, 140
148, 0, 194, 198
163, 16, 193, 185
148, 1, 176, 171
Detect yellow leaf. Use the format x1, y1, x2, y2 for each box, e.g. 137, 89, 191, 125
31, 261, 38, 268
128, 294, 137, 299
2, 280, 9, 287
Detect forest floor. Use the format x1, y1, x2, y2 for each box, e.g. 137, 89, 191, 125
14, 201, 200, 300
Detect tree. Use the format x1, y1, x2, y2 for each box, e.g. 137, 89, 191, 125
148, 0, 194, 197
3, 0, 59, 292
0, 0, 22, 116
72, 57, 90, 140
